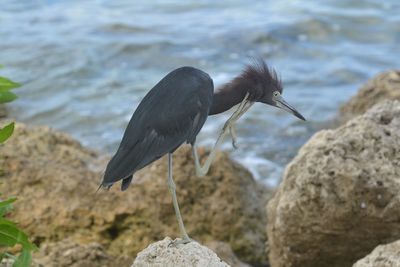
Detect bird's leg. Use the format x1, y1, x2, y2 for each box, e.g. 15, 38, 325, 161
225, 94, 253, 148
192, 93, 253, 176
227, 92, 250, 123
226, 95, 248, 149
192, 120, 229, 177
167, 153, 191, 245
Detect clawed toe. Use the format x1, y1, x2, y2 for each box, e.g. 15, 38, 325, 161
232, 140, 238, 149
168, 237, 193, 247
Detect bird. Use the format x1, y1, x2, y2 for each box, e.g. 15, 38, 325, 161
99, 58, 305, 244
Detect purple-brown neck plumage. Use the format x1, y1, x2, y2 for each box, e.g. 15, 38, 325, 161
209, 79, 249, 115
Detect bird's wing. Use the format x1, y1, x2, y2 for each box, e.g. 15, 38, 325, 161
102, 67, 213, 187
121, 175, 133, 191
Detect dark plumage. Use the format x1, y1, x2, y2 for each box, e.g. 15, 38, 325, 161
101, 58, 304, 191
99, 58, 305, 243
102, 66, 213, 190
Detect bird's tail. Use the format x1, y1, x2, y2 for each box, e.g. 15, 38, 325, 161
95, 182, 112, 194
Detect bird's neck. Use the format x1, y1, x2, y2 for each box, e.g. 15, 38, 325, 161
209, 83, 247, 115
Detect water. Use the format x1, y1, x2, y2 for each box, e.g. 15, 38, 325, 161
1, 0, 399, 187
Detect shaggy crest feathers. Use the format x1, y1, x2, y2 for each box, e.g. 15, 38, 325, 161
218, 57, 282, 102
245, 57, 282, 92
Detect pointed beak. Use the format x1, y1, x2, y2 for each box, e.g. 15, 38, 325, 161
275, 95, 306, 121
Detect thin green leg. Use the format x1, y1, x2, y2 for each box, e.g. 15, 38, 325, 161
167, 153, 190, 243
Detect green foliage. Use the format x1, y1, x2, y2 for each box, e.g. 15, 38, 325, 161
0, 197, 38, 267
0, 70, 19, 144
0, 218, 36, 250
0, 197, 17, 216
13, 249, 32, 267
0, 77, 20, 92
0, 69, 36, 266
0, 123, 14, 144
0, 91, 18, 103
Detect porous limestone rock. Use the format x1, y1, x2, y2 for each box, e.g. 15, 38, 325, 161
35, 239, 131, 267
340, 70, 400, 121
0, 122, 269, 266
132, 237, 229, 267
353, 240, 400, 267
267, 100, 400, 267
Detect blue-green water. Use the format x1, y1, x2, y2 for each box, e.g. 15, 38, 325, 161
1, 1, 399, 187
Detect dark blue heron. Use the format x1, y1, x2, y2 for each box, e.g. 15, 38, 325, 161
99, 58, 305, 244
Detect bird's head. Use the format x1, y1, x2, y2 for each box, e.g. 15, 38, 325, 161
238, 58, 306, 121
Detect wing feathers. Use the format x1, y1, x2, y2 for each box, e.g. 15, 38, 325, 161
101, 67, 213, 189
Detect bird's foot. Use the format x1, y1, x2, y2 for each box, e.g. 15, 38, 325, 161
168, 236, 193, 247
232, 140, 238, 149
229, 125, 238, 149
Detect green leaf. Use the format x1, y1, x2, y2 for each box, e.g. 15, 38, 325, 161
0, 64, 3, 69
0, 205, 12, 217
0, 218, 16, 227
0, 197, 17, 209
0, 219, 37, 251
0, 91, 18, 103
0, 122, 14, 143
0, 198, 17, 217
0, 77, 20, 91
13, 249, 32, 267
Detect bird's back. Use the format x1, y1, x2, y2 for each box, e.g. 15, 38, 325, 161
101, 67, 213, 189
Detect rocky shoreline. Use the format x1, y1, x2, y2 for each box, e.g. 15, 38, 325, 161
0, 122, 271, 266
1, 70, 400, 267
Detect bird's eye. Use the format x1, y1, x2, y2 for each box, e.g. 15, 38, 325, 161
273, 91, 280, 98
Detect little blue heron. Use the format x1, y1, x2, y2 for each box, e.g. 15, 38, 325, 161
99, 58, 305, 244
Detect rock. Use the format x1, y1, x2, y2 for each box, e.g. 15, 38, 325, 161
132, 237, 229, 267
0, 122, 269, 266
0, 259, 13, 267
0, 104, 6, 118
353, 240, 400, 267
267, 100, 400, 267
340, 70, 400, 121
35, 239, 131, 267
205, 241, 252, 267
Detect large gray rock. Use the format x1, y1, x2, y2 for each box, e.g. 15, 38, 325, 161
340, 70, 400, 121
353, 240, 400, 267
132, 237, 229, 267
267, 100, 400, 267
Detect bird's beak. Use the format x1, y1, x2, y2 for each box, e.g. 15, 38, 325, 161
274, 95, 306, 121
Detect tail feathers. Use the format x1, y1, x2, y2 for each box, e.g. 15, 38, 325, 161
96, 182, 113, 193
121, 175, 133, 191
101, 150, 136, 192
96, 174, 133, 193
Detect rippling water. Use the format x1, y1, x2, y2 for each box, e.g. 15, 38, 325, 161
1, 0, 399, 187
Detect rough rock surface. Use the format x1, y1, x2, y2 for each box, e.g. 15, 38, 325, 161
132, 237, 229, 267
35, 239, 131, 267
205, 241, 251, 267
0, 123, 269, 266
353, 240, 400, 267
0, 104, 6, 118
340, 70, 400, 121
267, 100, 400, 267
